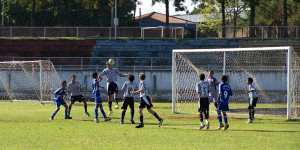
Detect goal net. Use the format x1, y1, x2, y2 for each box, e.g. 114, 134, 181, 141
0, 60, 63, 104
172, 47, 300, 119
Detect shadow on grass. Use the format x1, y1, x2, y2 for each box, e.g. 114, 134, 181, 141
230, 129, 300, 133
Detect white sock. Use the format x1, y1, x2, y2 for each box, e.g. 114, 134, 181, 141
201, 122, 204, 126
206, 120, 209, 124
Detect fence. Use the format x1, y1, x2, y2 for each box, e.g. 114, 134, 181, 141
0, 26, 299, 40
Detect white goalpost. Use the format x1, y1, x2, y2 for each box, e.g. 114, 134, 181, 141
0, 60, 62, 104
172, 47, 300, 119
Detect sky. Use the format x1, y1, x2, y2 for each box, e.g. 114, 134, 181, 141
135, 0, 199, 16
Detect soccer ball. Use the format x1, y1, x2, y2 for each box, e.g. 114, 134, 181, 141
107, 58, 115, 66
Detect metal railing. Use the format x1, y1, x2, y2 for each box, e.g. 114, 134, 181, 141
0, 26, 299, 40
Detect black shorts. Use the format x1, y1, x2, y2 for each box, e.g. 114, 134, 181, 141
107, 82, 118, 95
198, 98, 209, 112
139, 96, 153, 109
70, 95, 85, 103
121, 97, 134, 110
248, 98, 258, 109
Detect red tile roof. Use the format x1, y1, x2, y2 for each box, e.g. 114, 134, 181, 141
135, 12, 195, 24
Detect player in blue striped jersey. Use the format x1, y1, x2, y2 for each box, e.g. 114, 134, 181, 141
216, 75, 232, 130
131, 73, 163, 128
92, 72, 111, 123
120, 75, 138, 124
50, 80, 72, 120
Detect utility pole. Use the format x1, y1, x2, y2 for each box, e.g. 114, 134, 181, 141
139, 8, 141, 27
114, 0, 118, 40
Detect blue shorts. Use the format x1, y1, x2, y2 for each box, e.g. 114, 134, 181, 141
54, 99, 67, 107
94, 97, 102, 104
217, 102, 229, 112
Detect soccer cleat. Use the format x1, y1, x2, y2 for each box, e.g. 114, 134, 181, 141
198, 125, 205, 130
217, 124, 225, 130
49, 117, 53, 121
94, 119, 99, 123
158, 119, 163, 127
104, 117, 111, 121
115, 104, 119, 109
135, 123, 144, 128
252, 117, 255, 121
65, 116, 72, 119
85, 112, 90, 117
246, 119, 253, 123
206, 122, 210, 130
224, 124, 229, 130
120, 121, 124, 124
130, 119, 135, 124
108, 110, 113, 116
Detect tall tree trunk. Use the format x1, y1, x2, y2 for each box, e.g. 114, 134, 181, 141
0, 0, 2, 26
98, 0, 104, 26
1, 0, 4, 26
111, 5, 114, 27
64, 0, 69, 26
133, 5, 136, 25
221, 0, 226, 37
165, 0, 169, 38
283, 0, 288, 37
31, 0, 35, 26
249, 1, 256, 37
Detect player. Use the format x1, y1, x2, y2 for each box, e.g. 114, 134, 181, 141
120, 75, 137, 124
206, 71, 220, 108
92, 72, 111, 123
246, 77, 258, 123
67, 75, 90, 117
196, 74, 211, 130
99, 59, 131, 116
131, 73, 163, 128
50, 80, 72, 120
216, 75, 232, 130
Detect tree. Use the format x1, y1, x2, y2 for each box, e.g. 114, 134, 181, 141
283, 0, 288, 37
227, 0, 246, 37
245, 0, 259, 37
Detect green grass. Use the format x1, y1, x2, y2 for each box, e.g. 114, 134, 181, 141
0, 101, 299, 150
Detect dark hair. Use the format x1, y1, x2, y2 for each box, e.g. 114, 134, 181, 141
129, 75, 135, 82
139, 73, 146, 80
247, 77, 253, 84
71, 74, 76, 78
61, 80, 67, 85
210, 70, 214, 74
92, 72, 98, 79
199, 74, 205, 80
221, 75, 228, 82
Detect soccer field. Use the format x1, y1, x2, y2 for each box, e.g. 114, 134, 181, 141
0, 102, 299, 150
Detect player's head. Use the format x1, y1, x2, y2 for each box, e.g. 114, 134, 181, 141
199, 74, 205, 81
92, 72, 98, 79
106, 61, 112, 69
209, 71, 214, 78
247, 77, 253, 85
139, 73, 146, 81
61, 80, 67, 88
71, 75, 76, 82
221, 75, 228, 83
129, 75, 135, 82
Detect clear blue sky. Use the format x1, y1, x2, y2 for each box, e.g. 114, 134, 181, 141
135, 0, 199, 16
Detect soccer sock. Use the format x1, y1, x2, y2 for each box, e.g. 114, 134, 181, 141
206, 107, 209, 118
84, 105, 87, 113
115, 98, 119, 105
68, 106, 72, 115
224, 114, 228, 125
252, 110, 255, 119
249, 110, 252, 119
95, 107, 98, 119
100, 108, 107, 118
153, 113, 162, 121
206, 119, 209, 124
121, 111, 126, 122
218, 113, 223, 125
65, 109, 68, 118
130, 109, 134, 119
139, 115, 144, 124
51, 110, 57, 118
108, 101, 112, 110
199, 113, 204, 123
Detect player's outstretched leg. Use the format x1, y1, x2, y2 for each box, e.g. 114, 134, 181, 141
223, 112, 229, 130
136, 108, 144, 128
94, 105, 99, 123
120, 109, 126, 124
114, 93, 119, 109
205, 109, 209, 129
217, 111, 224, 130
148, 108, 163, 127
68, 101, 74, 117
50, 107, 60, 120
198, 112, 205, 130
108, 95, 113, 116
64, 105, 72, 119
100, 104, 111, 121
83, 101, 90, 117
129, 103, 135, 124
252, 109, 255, 120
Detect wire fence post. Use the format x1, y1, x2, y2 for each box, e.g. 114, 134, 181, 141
10, 27, 12, 39
175, 28, 177, 40
44, 27, 46, 39
195, 26, 197, 40
76, 27, 79, 38
261, 26, 264, 40
228, 26, 231, 38
80, 57, 83, 71
296, 26, 298, 40
109, 27, 111, 40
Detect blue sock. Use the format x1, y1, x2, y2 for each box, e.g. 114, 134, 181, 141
65, 109, 68, 118
100, 108, 107, 118
218, 113, 223, 125
95, 107, 98, 119
51, 110, 57, 118
224, 114, 228, 125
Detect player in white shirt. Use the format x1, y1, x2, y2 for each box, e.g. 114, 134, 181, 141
99, 59, 131, 115
196, 74, 211, 130
67, 75, 90, 117
246, 77, 258, 123
206, 71, 220, 117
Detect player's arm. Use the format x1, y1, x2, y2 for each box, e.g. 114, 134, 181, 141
131, 88, 144, 94
122, 83, 126, 91
78, 83, 82, 92
119, 73, 131, 77
93, 76, 102, 85
150, 93, 154, 102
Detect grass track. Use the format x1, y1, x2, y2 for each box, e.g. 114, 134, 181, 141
0, 101, 299, 150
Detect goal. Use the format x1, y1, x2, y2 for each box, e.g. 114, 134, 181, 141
172, 47, 300, 119
0, 60, 62, 104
